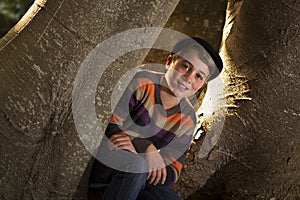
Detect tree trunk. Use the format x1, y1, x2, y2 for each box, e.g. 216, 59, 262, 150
188, 0, 300, 199
2, 0, 298, 199
0, 0, 179, 199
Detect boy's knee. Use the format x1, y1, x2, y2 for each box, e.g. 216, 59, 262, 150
123, 154, 148, 174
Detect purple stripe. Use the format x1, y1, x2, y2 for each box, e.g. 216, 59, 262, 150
132, 101, 151, 125
115, 89, 151, 126
152, 125, 192, 144
155, 129, 175, 143
174, 134, 193, 144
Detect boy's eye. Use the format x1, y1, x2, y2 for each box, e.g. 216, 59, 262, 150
196, 74, 203, 80
182, 64, 190, 71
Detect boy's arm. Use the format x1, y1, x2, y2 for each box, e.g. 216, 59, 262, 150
145, 144, 167, 185
159, 129, 194, 184
108, 132, 137, 153
131, 137, 152, 153
104, 70, 141, 139
104, 71, 154, 153
105, 98, 153, 153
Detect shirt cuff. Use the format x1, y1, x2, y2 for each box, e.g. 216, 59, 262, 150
131, 138, 152, 153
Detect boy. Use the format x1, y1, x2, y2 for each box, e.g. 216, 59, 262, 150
88, 37, 223, 199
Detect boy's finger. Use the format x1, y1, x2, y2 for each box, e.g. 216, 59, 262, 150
115, 144, 131, 151
154, 170, 161, 185
147, 171, 151, 180
147, 170, 154, 181
110, 134, 127, 141
113, 140, 130, 147
107, 144, 114, 151
148, 170, 157, 184
161, 167, 167, 184
108, 138, 130, 151
110, 132, 127, 139
110, 135, 129, 144
107, 140, 117, 151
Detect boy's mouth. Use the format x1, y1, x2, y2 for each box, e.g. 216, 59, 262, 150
177, 81, 189, 91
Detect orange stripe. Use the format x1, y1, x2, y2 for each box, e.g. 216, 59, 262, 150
109, 114, 124, 124
170, 160, 183, 172
163, 114, 194, 128
165, 114, 182, 124
166, 157, 183, 173
179, 115, 194, 127
137, 78, 155, 104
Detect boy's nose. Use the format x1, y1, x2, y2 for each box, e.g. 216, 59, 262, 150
183, 72, 193, 84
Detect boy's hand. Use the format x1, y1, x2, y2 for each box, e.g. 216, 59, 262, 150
108, 133, 137, 154
145, 144, 167, 185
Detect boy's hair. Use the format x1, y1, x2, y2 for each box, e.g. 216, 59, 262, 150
170, 37, 223, 82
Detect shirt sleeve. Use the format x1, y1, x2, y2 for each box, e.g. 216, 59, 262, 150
104, 71, 153, 153
159, 115, 196, 185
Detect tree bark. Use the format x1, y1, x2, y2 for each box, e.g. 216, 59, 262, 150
188, 0, 300, 199
1, 0, 298, 199
0, 0, 179, 199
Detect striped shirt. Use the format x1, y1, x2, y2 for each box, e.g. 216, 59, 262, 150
106, 70, 196, 185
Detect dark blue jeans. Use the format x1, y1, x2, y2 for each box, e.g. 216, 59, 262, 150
88, 142, 182, 200
88, 171, 182, 200
137, 183, 183, 200
102, 170, 148, 199
89, 162, 181, 200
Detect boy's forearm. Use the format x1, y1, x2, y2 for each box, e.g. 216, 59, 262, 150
131, 137, 152, 153
145, 143, 157, 152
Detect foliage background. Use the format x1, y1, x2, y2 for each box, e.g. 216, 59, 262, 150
0, 0, 33, 37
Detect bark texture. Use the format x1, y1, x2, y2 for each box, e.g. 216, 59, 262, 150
188, 0, 300, 199
1, 0, 299, 199
0, 0, 179, 199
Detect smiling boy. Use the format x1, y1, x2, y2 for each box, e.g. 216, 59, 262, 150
88, 37, 223, 200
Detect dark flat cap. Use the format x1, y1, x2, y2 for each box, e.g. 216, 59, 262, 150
171, 37, 223, 81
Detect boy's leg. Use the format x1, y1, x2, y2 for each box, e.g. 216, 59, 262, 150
102, 170, 147, 200
137, 183, 183, 200
87, 187, 106, 200
89, 138, 148, 199
88, 154, 147, 200
100, 147, 148, 200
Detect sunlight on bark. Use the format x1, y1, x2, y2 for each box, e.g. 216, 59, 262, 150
220, 0, 251, 116
0, 0, 47, 49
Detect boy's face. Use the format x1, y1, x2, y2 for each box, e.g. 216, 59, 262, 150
165, 48, 209, 99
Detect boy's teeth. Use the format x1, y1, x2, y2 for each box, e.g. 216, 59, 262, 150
179, 82, 187, 90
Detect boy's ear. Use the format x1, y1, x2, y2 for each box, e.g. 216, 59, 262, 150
201, 82, 207, 88
165, 55, 173, 69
